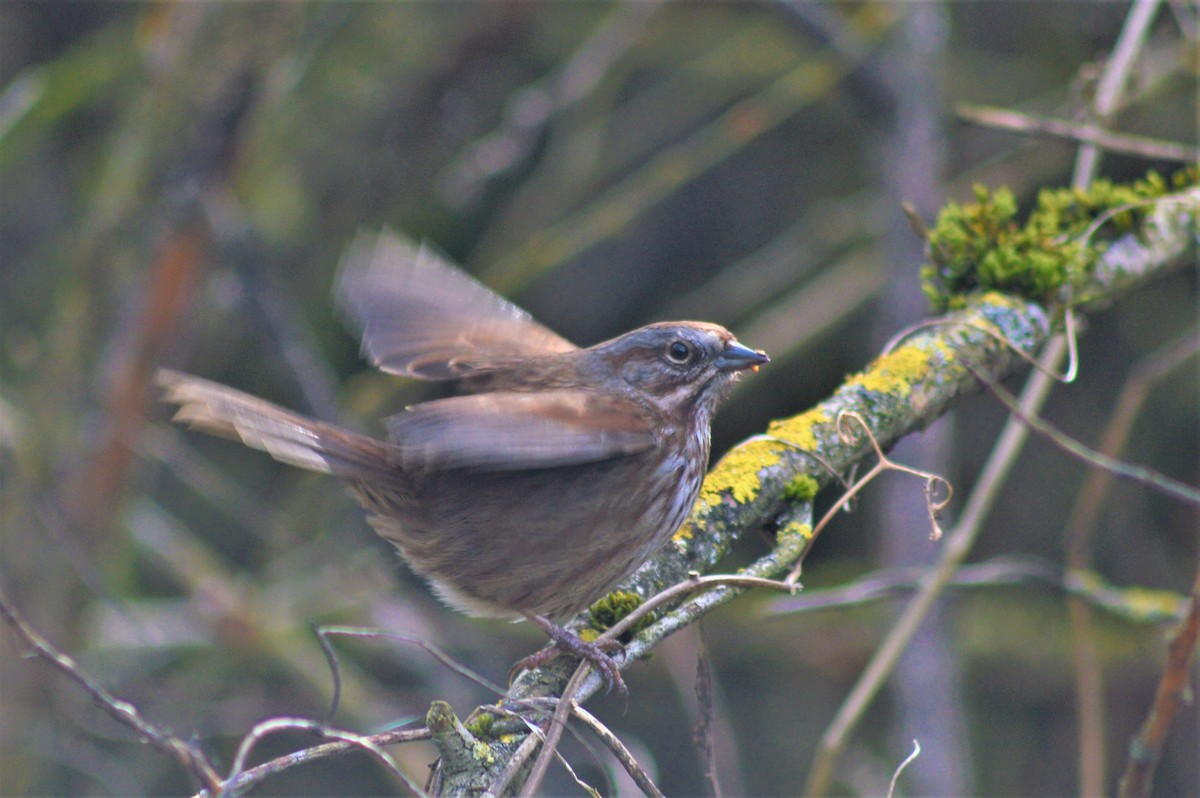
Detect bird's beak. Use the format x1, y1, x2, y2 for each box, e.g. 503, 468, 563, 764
716, 341, 769, 373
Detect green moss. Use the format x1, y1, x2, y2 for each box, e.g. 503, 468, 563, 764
783, 474, 818, 503
921, 166, 1198, 312
465, 712, 495, 738
588, 588, 652, 638
591, 590, 642, 624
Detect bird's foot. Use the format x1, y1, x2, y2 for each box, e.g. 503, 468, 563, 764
511, 614, 628, 697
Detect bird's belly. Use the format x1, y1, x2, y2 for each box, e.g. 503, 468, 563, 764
367, 451, 701, 619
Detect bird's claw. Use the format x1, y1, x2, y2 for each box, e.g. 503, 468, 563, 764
511, 631, 628, 697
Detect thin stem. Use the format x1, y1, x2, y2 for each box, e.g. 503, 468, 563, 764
804, 334, 1069, 795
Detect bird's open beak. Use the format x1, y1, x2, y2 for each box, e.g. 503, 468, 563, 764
717, 341, 769, 373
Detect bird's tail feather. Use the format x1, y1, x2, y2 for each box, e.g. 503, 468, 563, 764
156, 369, 395, 482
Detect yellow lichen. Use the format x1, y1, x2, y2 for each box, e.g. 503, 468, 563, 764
1070, 570, 1187, 624
697, 436, 786, 507
977, 290, 1027, 311
472, 740, 496, 764
766, 407, 831, 450
1112, 587, 1185, 623
777, 519, 814, 543
672, 520, 697, 542
932, 338, 955, 362
967, 292, 1026, 333
845, 344, 932, 396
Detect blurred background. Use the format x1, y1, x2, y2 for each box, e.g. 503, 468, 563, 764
1, 2, 1196, 796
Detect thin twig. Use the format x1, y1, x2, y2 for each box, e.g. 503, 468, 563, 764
1074, 0, 1164, 183
771, 556, 1062, 612
223, 717, 424, 798
0, 588, 223, 793
775, 411, 952, 581
572, 704, 666, 798
517, 663, 591, 797
965, 361, 1200, 508
768, 555, 1188, 622
616, 501, 814, 665
803, 333, 1071, 796
316, 625, 508, 711
1117, 570, 1200, 798
483, 725, 544, 798
693, 628, 721, 798
1067, 590, 1107, 798
882, 302, 1079, 384
956, 103, 1200, 162
600, 574, 797, 647
201, 726, 431, 798
1063, 330, 1199, 796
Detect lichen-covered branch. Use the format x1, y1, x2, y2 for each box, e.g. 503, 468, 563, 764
429, 184, 1197, 795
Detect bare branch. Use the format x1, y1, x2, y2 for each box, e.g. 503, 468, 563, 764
957, 103, 1200, 163
205, 726, 432, 798
573, 704, 665, 798
693, 629, 721, 798
224, 717, 424, 798
965, 361, 1200, 508
804, 333, 1073, 796
0, 588, 223, 793
1064, 330, 1200, 796
1118, 571, 1200, 798
768, 555, 1189, 622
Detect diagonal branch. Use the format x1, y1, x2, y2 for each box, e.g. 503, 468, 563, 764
0, 588, 223, 793
956, 104, 1200, 163
430, 184, 1198, 793
1117, 570, 1200, 798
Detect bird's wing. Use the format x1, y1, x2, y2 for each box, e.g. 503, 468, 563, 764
386, 391, 654, 472
336, 230, 577, 380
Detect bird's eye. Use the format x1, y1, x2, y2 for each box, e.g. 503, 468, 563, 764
667, 341, 691, 363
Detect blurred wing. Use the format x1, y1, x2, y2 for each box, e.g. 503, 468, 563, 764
336, 230, 577, 380
386, 391, 654, 472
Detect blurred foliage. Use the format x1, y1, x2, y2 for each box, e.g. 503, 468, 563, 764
1, 2, 1196, 796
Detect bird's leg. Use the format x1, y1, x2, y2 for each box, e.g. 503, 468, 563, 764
511, 613, 628, 697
